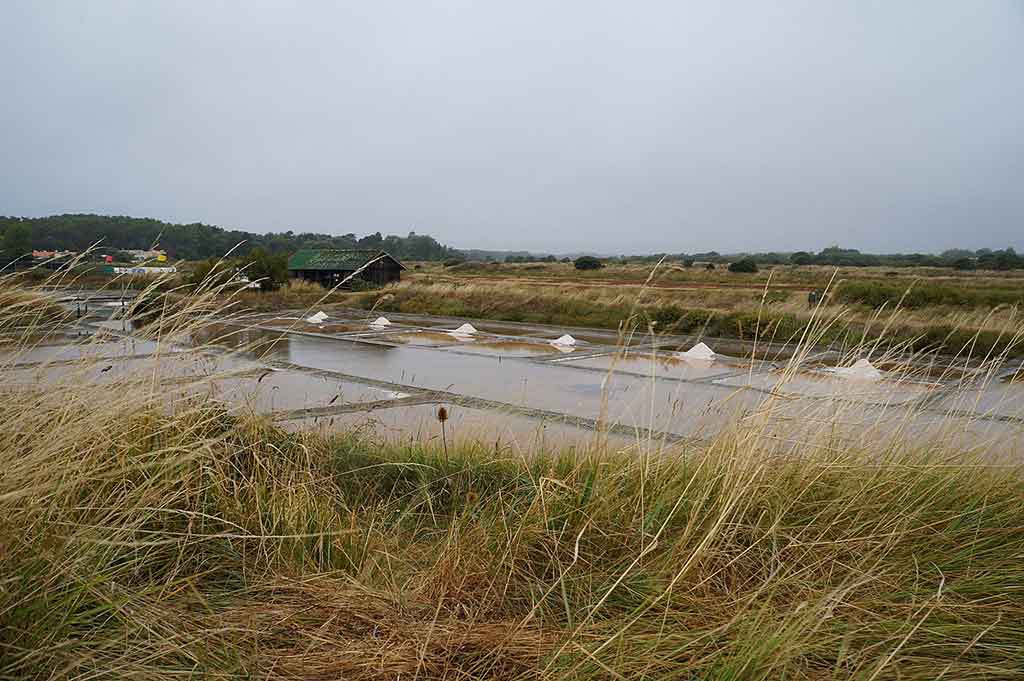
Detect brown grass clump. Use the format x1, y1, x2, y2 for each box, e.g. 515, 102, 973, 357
215, 578, 553, 679
0, 287, 69, 327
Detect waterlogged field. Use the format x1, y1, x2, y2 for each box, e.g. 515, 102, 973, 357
2, 279, 1024, 679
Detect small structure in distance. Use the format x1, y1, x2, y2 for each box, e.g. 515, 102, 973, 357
287, 249, 406, 288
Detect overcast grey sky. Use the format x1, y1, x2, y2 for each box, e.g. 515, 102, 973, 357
2, 1, 1022, 253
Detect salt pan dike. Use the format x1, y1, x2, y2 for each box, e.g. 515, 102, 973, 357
8, 304, 1023, 458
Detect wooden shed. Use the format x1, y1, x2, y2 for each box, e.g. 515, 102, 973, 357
287, 249, 405, 288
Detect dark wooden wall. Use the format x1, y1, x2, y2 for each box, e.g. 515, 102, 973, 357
359, 259, 402, 285
290, 260, 401, 288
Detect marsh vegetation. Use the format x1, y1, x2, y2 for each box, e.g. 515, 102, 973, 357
1, 267, 1023, 679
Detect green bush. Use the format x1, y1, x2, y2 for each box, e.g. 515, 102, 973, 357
728, 258, 758, 273
953, 258, 977, 271
834, 281, 1024, 309
651, 304, 683, 327
574, 256, 604, 271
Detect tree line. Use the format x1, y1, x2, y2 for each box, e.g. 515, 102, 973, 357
593, 246, 1024, 270
0, 214, 462, 262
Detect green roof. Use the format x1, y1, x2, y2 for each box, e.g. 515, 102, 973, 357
287, 249, 405, 271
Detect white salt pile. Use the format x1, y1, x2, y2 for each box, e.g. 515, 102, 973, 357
369, 316, 391, 327
306, 311, 328, 324
681, 342, 716, 360
551, 334, 577, 347
451, 323, 478, 335
835, 358, 883, 381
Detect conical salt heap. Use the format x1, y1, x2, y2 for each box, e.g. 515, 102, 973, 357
450, 323, 478, 335
551, 334, 576, 347
306, 310, 328, 324
835, 358, 882, 381
369, 316, 391, 327
681, 342, 715, 360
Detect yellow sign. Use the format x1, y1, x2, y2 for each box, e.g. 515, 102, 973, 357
157, 254, 167, 262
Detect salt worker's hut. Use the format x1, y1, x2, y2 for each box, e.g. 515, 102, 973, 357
287, 250, 406, 288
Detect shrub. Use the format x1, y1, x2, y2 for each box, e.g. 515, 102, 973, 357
953, 257, 977, 271
187, 259, 237, 288
728, 258, 758, 273
243, 248, 288, 291
834, 281, 1024, 309
442, 258, 465, 268
574, 256, 604, 271
704, 262, 716, 270
651, 304, 683, 327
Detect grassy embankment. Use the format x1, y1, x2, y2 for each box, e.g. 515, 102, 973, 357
349, 266, 1024, 357
2, 276, 1024, 678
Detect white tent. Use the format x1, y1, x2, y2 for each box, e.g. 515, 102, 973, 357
681, 342, 715, 360
835, 358, 883, 381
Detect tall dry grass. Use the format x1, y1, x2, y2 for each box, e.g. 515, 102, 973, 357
1, 269, 1024, 679
350, 279, 1024, 358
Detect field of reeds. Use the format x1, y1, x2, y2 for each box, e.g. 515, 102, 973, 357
350, 278, 1024, 358
2, 273, 1024, 680
414, 259, 1024, 290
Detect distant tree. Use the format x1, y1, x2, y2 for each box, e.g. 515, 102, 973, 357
815, 246, 879, 267
976, 248, 1021, 271
243, 248, 288, 291
790, 251, 814, 265
574, 255, 604, 271
952, 257, 977, 271
358, 232, 384, 250
0, 214, 464, 262
728, 258, 759, 273
560, 257, 571, 263
682, 258, 694, 268
187, 259, 237, 288
2, 223, 32, 258
704, 262, 716, 270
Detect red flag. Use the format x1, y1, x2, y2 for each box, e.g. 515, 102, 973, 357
105, 255, 114, 263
